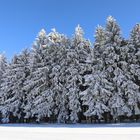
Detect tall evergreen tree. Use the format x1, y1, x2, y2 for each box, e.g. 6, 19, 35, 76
81, 25, 111, 122
122, 24, 140, 119
0, 50, 30, 123
23, 29, 54, 122
127, 24, 140, 87
0, 54, 7, 89
65, 25, 91, 123
47, 28, 69, 123
0, 54, 7, 121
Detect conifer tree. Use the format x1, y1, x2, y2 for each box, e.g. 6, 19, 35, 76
0, 54, 7, 121
23, 29, 54, 122
122, 24, 140, 119
47, 28, 69, 123
81, 25, 111, 122
127, 24, 140, 87
66, 25, 91, 123
0, 54, 7, 89
0, 50, 30, 123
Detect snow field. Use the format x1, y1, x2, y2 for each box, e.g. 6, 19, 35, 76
0, 126, 140, 140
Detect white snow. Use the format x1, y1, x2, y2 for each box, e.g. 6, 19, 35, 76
0, 123, 140, 140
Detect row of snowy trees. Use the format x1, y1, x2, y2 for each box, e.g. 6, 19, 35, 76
0, 16, 140, 123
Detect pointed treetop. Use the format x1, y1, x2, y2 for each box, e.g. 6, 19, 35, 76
47, 28, 67, 45
72, 24, 84, 45
0, 53, 6, 62
0, 54, 3, 61
105, 16, 121, 40
12, 55, 18, 64
75, 24, 84, 36
130, 23, 140, 45
94, 25, 105, 45
136, 23, 140, 31
38, 29, 46, 38
47, 28, 60, 43
107, 16, 116, 23
95, 25, 105, 38
106, 16, 120, 32
48, 28, 58, 37
32, 29, 47, 49
132, 24, 140, 33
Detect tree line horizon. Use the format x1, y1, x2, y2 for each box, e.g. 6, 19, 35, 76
0, 16, 140, 124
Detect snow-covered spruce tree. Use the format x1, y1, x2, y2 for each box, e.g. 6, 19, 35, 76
81, 16, 134, 123
0, 54, 7, 89
121, 24, 140, 120
23, 29, 55, 122
0, 54, 7, 121
103, 16, 123, 122
110, 24, 140, 122
127, 24, 140, 87
80, 25, 112, 123
104, 16, 139, 122
100, 16, 130, 122
65, 25, 92, 123
47, 28, 70, 123
0, 50, 30, 123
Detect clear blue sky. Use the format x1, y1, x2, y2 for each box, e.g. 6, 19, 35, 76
0, 0, 140, 59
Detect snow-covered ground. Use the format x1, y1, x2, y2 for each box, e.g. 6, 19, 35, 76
0, 123, 140, 140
